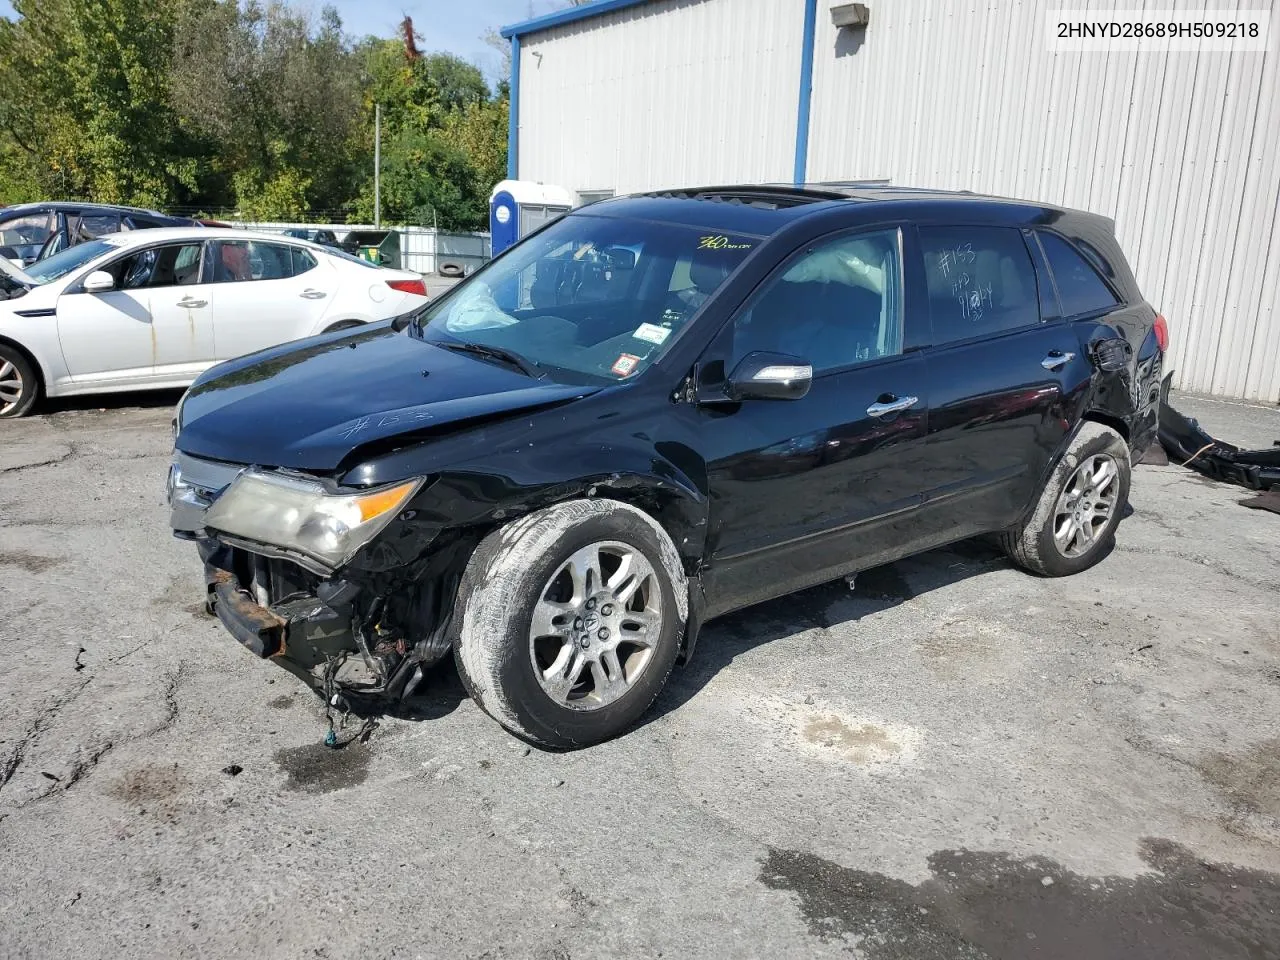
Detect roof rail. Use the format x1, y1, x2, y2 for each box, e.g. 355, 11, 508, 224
642, 184, 848, 208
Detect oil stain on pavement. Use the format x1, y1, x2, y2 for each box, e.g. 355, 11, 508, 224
0, 550, 63, 573
274, 742, 371, 794
760, 838, 1280, 959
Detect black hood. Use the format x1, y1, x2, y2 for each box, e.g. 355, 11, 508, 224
177, 326, 598, 471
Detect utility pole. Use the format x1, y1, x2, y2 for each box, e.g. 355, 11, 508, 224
374, 102, 382, 228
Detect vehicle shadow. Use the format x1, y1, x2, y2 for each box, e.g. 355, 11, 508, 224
640, 537, 1032, 730
346, 531, 1121, 742
38, 388, 185, 416
340, 658, 472, 724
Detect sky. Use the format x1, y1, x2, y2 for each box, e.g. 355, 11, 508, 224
0, 0, 568, 84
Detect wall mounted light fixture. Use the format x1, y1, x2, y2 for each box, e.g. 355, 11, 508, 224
831, 3, 870, 29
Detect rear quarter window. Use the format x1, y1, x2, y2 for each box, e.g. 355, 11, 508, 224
1039, 231, 1121, 317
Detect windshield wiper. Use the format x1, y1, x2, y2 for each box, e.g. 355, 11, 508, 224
434, 339, 542, 378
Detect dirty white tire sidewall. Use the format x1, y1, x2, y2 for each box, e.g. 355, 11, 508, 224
454, 499, 687, 748
1004, 422, 1132, 577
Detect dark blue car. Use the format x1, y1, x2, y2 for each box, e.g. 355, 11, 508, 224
0, 201, 200, 266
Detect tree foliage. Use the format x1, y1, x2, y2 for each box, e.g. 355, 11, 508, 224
0, 0, 509, 229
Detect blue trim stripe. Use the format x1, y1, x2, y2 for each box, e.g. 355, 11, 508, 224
507, 35, 521, 179
500, 0, 653, 39
793, 0, 818, 185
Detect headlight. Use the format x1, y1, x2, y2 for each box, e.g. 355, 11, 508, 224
204, 470, 423, 570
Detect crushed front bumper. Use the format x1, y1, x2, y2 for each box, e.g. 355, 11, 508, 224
198, 540, 360, 671
170, 449, 446, 700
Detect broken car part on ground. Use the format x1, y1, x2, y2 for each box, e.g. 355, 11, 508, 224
169, 184, 1165, 749
1157, 373, 1280, 491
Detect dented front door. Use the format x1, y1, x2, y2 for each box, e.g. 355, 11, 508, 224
56, 240, 216, 385
56, 285, 159, 385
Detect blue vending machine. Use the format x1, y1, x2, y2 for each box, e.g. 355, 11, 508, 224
489, 180, 575, 256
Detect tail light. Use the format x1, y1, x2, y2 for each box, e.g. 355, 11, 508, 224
1153, 313, 1169, 352
387, 278, 428, 297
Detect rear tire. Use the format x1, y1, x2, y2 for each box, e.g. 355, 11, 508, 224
453, 499, 687, 749
0, 344, 39, 418
1001, 422, 1131, 577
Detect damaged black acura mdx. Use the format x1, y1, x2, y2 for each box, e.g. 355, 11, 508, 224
169, 185, 1166, 748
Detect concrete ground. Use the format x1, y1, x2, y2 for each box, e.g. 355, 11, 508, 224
1, 390, 1279, 960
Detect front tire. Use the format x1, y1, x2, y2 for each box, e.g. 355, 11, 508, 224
454, 499, 687, 748
1001, 422, 1131, 577
0, 345, 39, 418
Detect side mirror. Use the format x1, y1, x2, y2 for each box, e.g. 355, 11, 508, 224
82, 270, 115, 294
600, 245, 637, 270
719, 351, 813, 402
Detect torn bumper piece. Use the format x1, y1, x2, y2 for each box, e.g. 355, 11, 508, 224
1157, 374, 1280, 490
198, 541, 358, 666
206, 561, 287, 657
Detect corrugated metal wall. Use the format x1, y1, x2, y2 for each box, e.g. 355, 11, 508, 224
517, 0, 807, 194
806, 0, 1280, 402
517, 0, 1279, 401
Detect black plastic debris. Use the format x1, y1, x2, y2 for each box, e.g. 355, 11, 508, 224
1157, 374, 1280, 490
221, 764, 244, 777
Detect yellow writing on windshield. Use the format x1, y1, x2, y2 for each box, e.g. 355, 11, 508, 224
697, 235, 752, 251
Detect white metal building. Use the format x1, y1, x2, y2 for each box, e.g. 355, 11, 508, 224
502, 0, 1280, 402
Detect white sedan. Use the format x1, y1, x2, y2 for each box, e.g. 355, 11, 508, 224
0, 227, 430, 417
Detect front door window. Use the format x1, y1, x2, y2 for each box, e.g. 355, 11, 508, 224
728, 228, 903, 374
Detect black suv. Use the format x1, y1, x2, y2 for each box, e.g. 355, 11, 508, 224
169, 185, 1166, 748
0, 202, 198, 265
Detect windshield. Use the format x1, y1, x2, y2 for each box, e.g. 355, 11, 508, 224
417, 214, 758, 382
24, 237, 122, 284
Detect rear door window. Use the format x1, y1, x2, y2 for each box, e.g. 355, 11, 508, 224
76, 214, 122, 239
209, 240, 296, 282
125, 215, 169, 230
920, 226, 1040, 344
1038, 231, 1121, 317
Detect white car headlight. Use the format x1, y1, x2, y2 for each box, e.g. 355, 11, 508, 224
204, 470, 423, 570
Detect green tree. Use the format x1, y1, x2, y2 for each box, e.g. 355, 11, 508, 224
168, 0, 360, 216
0, 0, 197, 205
351, 127, 478, 230
351, 39, 507, 229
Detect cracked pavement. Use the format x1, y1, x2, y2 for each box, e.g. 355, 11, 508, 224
1, 391, 1279, 959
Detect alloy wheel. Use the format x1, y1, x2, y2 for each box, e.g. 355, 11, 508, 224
1052, 454, 1120, 558
528, 540, 663, 710
0, 359, 24, 415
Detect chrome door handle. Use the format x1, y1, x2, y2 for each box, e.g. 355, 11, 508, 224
300, 289, 327, 300
177, 297, 207, 308
1041, 351, 1074, 371
866, 396, 919, 417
